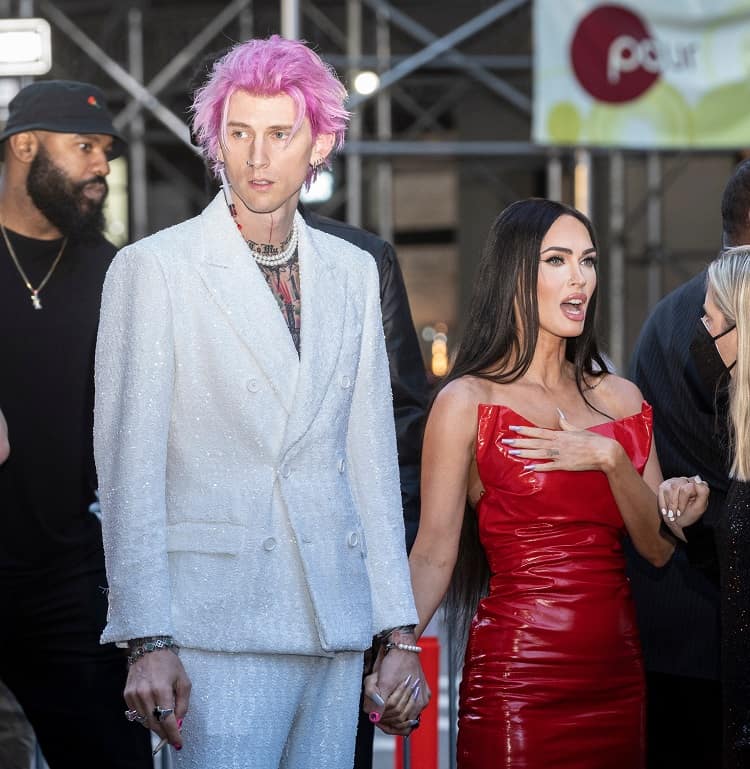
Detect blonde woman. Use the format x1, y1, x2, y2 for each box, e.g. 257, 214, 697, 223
698, 246, 750, 769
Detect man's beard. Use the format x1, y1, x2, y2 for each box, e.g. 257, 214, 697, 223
26, 145, 108, 242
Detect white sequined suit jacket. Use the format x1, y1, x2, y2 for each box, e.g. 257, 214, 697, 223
94, 193, 418, 655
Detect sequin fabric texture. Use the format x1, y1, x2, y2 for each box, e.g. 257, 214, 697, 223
93, 198, 418, 766
93, 198, 418, 656
720, 480, 750, 769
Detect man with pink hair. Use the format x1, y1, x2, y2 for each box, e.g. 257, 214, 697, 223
94, 36, 428, 768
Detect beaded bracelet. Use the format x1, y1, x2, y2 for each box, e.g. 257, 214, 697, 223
384, 641, 423, 654
127, 636, 180, 666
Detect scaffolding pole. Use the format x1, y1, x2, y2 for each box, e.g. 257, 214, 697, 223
609, 151, 626, 372
647, 153, 663, 310
281, 0, 300, 39
376, 3, 393, 244
347, 0, 363, 228
128, 8, 147, 241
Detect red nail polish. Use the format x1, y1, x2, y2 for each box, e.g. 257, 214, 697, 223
177, 719, 183, 730
175, 744, 182, 751
369, 712, 381, 723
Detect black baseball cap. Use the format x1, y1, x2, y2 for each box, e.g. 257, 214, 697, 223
0, 80, 126, 159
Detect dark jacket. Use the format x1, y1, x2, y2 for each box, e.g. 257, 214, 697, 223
626, 269, 724, 680
300, 205, 428, 550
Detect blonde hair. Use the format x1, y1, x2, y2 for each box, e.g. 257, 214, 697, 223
708, 246, 750, 480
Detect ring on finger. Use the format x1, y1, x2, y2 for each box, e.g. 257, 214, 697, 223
153, 705, 175, 722
125, 709, 148, 724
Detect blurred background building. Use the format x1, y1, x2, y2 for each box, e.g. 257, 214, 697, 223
3, 0, 743, 379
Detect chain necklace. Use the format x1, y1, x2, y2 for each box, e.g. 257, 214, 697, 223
1, 223, 67, 310
246, 221, 299, 268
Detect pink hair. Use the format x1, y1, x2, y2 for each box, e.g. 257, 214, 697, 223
191, 36, 350, 181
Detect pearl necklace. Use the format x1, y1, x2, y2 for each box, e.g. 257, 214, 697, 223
246, 221, 299, 268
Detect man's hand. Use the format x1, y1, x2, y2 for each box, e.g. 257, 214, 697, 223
124, 649, 191, 749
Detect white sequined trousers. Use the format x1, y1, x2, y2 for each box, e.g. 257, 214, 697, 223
171, 647, 364, 769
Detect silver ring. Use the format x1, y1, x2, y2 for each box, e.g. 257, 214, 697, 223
408, 716, 421, 728
125, 709, 148, 724
153, 705, 174, 722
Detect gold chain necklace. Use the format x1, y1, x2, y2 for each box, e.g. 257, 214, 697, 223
1, 223, 67, 310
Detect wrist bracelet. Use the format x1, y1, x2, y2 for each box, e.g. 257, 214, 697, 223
384, 641, 422, 654
127, 636, 180, 666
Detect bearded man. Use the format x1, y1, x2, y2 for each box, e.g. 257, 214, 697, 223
0, 80, 152, 769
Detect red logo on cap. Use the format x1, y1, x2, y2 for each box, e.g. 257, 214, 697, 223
87, 95, 99, 107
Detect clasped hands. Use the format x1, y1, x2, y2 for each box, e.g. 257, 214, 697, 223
363, 639, 431, 736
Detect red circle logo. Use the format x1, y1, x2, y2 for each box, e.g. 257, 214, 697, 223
570, 4, 659, 104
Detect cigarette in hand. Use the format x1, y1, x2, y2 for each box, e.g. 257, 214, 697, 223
153, 737, 169, 756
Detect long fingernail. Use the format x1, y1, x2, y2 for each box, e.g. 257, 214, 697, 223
369, 712, 381, 723
523, 464, 536, 471
676, 509, 682, 517
402, 674, 412, 687
509, 425, 524, 432
177, 718, 183, 730
556, 408, 566, 420
508, 449, 521, 456
412, 683, 421, 701
660, 508, 667, 517
410, 678, 420, 692
370, 692, 385, 707
500, 438, 515, 445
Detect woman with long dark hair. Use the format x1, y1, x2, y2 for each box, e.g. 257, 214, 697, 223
372, 199, 708, 767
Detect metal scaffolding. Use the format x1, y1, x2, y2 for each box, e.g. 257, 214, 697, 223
0, 0, 685, 375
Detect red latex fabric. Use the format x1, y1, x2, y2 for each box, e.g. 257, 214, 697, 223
457, 402, 653, 769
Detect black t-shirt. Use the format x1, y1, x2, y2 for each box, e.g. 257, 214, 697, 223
0, 226, 114, 572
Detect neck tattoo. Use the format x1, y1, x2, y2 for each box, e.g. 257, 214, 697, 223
246, 221, 299, 267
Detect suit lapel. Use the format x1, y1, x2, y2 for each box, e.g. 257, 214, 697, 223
283, 214, 346, 450
194, 193, 299, 413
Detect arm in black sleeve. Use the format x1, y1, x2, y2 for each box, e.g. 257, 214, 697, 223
376, 241, 429, 552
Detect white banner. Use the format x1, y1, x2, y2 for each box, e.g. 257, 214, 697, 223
533, 1, 750, 148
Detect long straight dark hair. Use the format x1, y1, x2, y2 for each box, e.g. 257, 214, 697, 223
440, 198, 609, 656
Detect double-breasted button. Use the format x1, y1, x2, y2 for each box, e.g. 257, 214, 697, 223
337, 458, 346, 474
347, 531, 359, 548
262, 537, 277, 551
246, 378, 260, 393
280, 464, 292, 478
340, 374, 352, 389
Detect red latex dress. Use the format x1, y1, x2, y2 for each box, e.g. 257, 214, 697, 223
457, 402, 653, 769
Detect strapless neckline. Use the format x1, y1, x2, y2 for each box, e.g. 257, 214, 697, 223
477, 401, 650, 432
